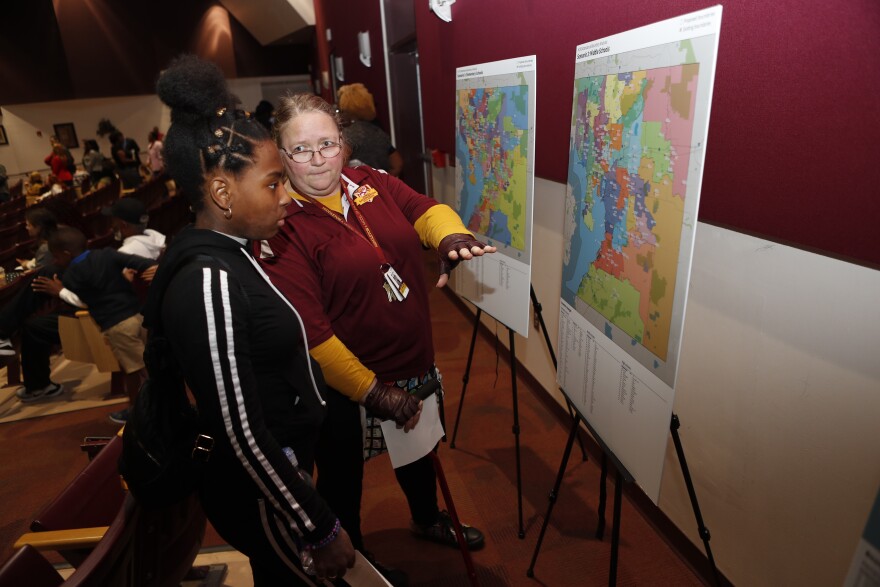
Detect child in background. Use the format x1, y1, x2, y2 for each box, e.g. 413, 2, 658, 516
31, 227, 157, 420
16, 207, 58, 270
24, 172, 44, 197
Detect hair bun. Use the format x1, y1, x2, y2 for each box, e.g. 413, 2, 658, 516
156, 55, 235, 124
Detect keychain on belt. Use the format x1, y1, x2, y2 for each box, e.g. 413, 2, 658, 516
303, 181, 409, 302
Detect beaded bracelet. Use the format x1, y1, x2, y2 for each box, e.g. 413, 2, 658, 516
307, 518, 341, 551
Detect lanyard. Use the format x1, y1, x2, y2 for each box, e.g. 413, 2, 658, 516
300, 180, 390, 268
299, 180, 409, 302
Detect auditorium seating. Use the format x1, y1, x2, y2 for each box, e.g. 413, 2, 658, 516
24, 436, 126, 566
147, 194, 192, 239
74, 179, 120, 216
0, 224, 26, 254
8, 180, 23, 201
0, 545, 63, 587
129, 176, 169, 212
0, 437, 207, 587
57, 311, 125, 396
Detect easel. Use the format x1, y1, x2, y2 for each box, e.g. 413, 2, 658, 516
526, 406, 721, 586
449, 285, 588, 538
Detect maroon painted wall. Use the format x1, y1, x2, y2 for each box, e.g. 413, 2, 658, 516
415, 0, 880, 267
0, 0, 311, 105
319, 0, 392, 128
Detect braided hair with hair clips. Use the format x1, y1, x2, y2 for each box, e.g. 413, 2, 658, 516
156, 55, 271, 211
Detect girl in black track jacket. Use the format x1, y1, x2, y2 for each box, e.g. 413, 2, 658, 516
147, 55, 354, 585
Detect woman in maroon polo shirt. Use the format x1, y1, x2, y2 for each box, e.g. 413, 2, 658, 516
258, 94, 495, 570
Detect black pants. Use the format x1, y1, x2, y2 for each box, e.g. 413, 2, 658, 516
0, 268, 65, 390
200, 455, 321, 586
0, 272, 41, 338
118, 166, 142, 190
314, 386, 439, 551
21, 314, 60, 390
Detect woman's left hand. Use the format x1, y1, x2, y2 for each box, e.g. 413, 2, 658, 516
436, 233, 497, 288
397, 404, 423, 432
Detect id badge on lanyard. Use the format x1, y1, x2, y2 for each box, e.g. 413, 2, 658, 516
305, 181, 410, 303
382, 264, 409, 302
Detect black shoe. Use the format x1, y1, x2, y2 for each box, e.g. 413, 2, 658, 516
410, 510, 485, 550
362, 551, 408, 587
16, 382, 64, 403
0, 338, 14, 356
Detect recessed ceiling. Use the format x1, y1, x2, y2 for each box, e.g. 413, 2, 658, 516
219, 0, 314, 46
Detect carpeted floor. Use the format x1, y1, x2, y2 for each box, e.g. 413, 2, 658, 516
0, 253, 706, 585
344, 276, 704, 586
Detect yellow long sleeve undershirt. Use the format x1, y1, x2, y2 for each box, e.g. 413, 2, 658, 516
306, 199, 470, 400
310, 336, 376, 401
413, 203, 471, 249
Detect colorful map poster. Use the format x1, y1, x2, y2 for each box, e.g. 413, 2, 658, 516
454, 56, 536, 336
558, 7, 722, 502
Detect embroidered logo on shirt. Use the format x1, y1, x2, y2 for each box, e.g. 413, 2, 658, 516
353, 184, 380, 205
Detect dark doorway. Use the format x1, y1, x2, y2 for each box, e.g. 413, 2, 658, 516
382, 0, 428, 195
386, 43, 427, 194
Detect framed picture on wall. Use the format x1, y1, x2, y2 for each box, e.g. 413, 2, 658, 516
0, 125, 8, 146
53, 123, 78, 149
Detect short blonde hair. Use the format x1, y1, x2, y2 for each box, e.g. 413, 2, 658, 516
337, 83, 376, 121
273, 93, 350, 159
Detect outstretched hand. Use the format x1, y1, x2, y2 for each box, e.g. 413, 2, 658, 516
31, 274, 64, 297
436, 233, 497, 288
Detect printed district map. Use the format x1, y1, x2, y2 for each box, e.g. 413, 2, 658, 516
563, 63, 698, 365
456, 86, 528, 251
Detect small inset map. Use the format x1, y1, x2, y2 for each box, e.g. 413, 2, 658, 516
456, 85, 529, 252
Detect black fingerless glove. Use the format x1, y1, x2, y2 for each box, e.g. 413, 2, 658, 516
437, 233, 489, 279
362, 382, 420, 425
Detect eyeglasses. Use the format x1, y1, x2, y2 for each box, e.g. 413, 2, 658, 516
280, 142, 342, 163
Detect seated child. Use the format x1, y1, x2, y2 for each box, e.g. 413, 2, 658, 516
32, 226, 157, 422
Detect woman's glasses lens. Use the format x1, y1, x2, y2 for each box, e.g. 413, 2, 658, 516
288, 143, 342, 163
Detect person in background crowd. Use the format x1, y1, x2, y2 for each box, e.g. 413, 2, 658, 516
254, 99, 275, 132
6, 201, 162, 409
258, 94, 495, 582
82, 139, 114, 187
0, 277, 70, 402
31, 227, 157, 423
102, 197, 165, 259
24, 172, 44, 197
0, 210, 69, 400
0, 208, 61, 392
149, 54, 354, 584
16, 207, 58, 270
337, 83, 404, 177
0, 163, 10, 203
47, 136, 76, 176
147, 127, 165, 177
109, 130, 143, 189
40, 174, 65, 199
44, 144, 74, 187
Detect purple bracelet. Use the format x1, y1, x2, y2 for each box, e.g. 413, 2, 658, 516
307, 518, 341, 550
